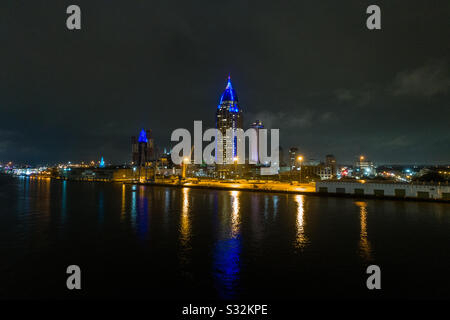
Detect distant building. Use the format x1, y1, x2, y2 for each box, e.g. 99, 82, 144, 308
289, 147, 299, 170
325, 154, 337, 177
131, 129, 155, 167
99, 157, 105, 168
249, 120, 264, 164
279, 146, 285, 167
301, 164, 333, 181
216, 76, 243, 165
354, 156, 375, 177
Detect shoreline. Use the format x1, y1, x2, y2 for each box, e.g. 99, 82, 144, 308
128, 180, 450, 204
4, 174, 449, 203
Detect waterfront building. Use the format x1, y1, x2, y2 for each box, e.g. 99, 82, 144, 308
289, 147, 299, 170
216, 76, 243, 165
300, 164, 333, 181
354, 155, 375, 177
316, 180, 450, 200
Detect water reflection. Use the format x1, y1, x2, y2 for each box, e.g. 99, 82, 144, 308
295, 195, 309, 249
163, 189, 170, 226
213, 190, 242, 299
121, 184, 126, 220
230, 190, 240, 238
131, 186, 137, 228
137, 186, 149, 240
355, 201, 373, 262
164, 189, 170, 213
98, 190, 104, 225
273, 195, 279, 217
61, 180, 67, 224
180, 188, 191, 248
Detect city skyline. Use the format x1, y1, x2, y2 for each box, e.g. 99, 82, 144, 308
0, 1, 449, 165
1, 1, 449, 306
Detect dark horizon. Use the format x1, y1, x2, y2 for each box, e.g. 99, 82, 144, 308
1, 1, 449, 165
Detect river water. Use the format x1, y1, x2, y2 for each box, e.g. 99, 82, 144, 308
0, 175, 449, 299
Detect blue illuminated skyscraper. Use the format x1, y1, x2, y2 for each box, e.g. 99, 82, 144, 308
216, 76, 243, 164
131, 129, 154, 166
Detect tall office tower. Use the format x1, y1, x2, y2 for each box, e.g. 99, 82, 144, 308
131, 129, 155, 167
325, 154, 337, 176
216, 76, 243, 164
289, 147, 299, 170
249, 120, 264, 164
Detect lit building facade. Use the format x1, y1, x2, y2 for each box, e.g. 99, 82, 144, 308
289, 147, 299, 170
216, 76, 243, 165
354, 156, 375, 177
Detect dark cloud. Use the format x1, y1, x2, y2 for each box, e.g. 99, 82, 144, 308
391, 60, 450, 97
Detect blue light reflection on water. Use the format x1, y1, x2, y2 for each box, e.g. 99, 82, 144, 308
61, 180, 67, 223
213, 190, 241, 299
137, 186, 149, 241
3, 176, 450, 299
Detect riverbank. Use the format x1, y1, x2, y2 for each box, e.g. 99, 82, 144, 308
6, 174, 449, 203
128, 179, 450, 203
137, 180, 316, 194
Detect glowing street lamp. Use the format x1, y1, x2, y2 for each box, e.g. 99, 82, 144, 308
297, 155, 304, 182
233, 157, 238, 178
181, 157, 189, 179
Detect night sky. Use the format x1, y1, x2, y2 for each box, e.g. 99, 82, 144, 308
0, 1, 449, 165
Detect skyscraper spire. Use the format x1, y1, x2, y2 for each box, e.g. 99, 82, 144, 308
99, 157, 105, 168
216, 75, 243, 165
138, 128, 148, 143
219, 75, 238, 109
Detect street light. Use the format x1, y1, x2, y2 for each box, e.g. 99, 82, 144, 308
181, 157, 189, 179
233, 157, 238, 178
297, 155, 303, 182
